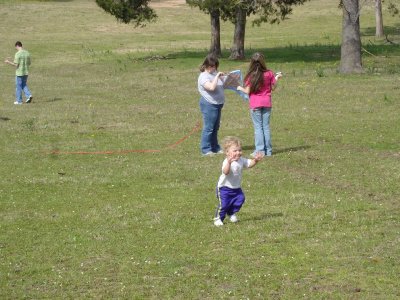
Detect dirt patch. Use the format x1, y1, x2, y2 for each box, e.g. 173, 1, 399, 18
151, 0, 186, 8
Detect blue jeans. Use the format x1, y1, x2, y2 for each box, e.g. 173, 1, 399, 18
199, 97, 223, 154
16, 75, 31, 103
250, 107, 272, 156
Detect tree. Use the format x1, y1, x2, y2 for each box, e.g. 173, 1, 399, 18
340, 0, 363, 73
186, 0, 232, 57
375, 0, 384, 37
209, 9, 222, 57
372, 0, 399, 39
226, 0, 309, 60
96, 0, 157, 26
230, 3, 247, 59
187, 0, 309, 59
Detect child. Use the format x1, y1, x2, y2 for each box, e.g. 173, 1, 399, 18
237, 52, 282, 157
214, 136, 263, 226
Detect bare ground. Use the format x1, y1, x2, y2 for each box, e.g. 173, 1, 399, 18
151, 0, 186, 8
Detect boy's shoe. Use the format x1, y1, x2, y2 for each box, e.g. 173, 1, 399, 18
229, 214, 239, 223
14, 101, 22, 105
215, 150, 224, 154
26, 96, 33, 103
214, 218, 224, 227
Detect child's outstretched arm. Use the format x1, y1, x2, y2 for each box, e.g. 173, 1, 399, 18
237, 85, 250, 94
272, 72, 282, 91
249, 152, 263, 168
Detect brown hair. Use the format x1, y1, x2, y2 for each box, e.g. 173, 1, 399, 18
199, 54, 219, 72
244, 52, 268, 94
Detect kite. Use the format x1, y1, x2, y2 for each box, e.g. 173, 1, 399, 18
223, 70, 249, 101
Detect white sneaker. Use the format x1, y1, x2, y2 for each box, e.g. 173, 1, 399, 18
229, 214, 239, 223
14, 101, 22, 105
214, 218, 224, 226
26, 96, 33, 103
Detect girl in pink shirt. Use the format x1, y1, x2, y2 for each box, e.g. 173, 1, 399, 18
237, 52, 282, 157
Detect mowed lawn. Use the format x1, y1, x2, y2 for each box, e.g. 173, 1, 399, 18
0, 0, 399, 298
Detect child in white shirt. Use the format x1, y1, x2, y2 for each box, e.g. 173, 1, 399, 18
214, 136, 263, 226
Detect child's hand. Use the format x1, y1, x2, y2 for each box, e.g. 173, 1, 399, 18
253, 152, 264, 162
275, 72, 283, 80
227, 152, 236, 163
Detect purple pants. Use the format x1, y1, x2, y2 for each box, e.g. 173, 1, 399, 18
215, 186, 245, 221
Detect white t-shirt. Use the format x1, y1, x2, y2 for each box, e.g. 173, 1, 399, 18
198, 71, 225, 105
217, 157, 251, 188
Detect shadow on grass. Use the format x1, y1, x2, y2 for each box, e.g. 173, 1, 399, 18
241, 145, 311, 154
169, 45, 341, 63
44, 97, 63, 103
242, 145, 254, 151
0, 117, 11, 121
167, 42, 400, 64
362, 24, 400, 37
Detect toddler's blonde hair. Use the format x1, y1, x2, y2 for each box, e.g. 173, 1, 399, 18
222, 136, 242, 153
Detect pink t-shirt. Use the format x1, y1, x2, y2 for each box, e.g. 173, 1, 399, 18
245, 70, 276, 109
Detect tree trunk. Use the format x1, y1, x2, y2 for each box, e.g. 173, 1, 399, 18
375, 0, 384, 37
340, 0, 363, 74
209, 9, 222, 57
229, 6, 246, 60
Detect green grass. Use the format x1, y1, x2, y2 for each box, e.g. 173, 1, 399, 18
1, 0, 400, 298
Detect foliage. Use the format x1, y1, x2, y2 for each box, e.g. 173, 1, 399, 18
186, 0, 310, 25
249, 0, 310, 26
96, 0, 156, 26
186, 0, 232, 21
387, 1, 399, 17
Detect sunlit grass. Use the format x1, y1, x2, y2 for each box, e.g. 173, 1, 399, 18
1, 0, 399, 298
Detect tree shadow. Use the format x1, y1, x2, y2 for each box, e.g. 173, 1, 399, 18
169, 45, 341, 63
168, 41, 399, 64
362, 24, 400, 37
0, 117, 11, 121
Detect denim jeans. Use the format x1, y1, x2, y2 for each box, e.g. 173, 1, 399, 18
250, 107, 272, 156
16, 75, 31, 103
199, 97, 223, 154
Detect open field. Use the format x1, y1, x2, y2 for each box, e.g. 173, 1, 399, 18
1, 0, 399, 298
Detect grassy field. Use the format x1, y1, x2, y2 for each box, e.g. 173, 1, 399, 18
1, 0, 400, 298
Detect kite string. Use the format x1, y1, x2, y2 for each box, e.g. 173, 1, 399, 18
50, 120, 201, 155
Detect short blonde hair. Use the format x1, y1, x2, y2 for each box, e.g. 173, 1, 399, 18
222, 136, 242, 153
